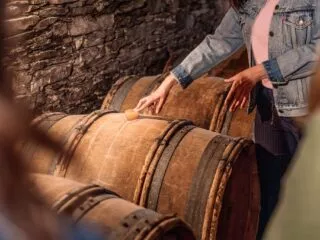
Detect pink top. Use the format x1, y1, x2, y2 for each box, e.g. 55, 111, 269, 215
251, 0, 280, 89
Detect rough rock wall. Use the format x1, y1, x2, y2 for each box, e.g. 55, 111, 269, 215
5, 0, 229, 114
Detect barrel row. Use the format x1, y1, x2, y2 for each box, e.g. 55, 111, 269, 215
101, 75, 255, 139
25, 111, 260, 240
32, 174, 195, 240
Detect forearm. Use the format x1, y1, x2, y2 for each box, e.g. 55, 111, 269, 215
172, 39, 244, 88
263, 44, 318, 85
171, 7, 244, 89
160, 73, 178, 92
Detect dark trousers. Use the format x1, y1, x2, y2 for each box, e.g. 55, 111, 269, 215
255, 121, 302, 240
255, 87, 302, 239
256, 145, 292, 240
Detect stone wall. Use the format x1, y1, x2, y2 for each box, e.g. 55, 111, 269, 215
4, 0, 229, 114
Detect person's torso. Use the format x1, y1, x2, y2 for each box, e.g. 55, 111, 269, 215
238, 0, 316, 116
239, 0, 315, 56
251, 0, 280, 89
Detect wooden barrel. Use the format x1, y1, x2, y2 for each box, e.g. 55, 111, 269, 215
26, 111, 260, 240
31, 174, 195, 240
101, 75, 254, 138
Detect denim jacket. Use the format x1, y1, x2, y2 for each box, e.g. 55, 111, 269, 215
171, 0, 320, 117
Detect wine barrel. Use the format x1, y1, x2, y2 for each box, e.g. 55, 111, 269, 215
26, 111, 260, 240
101, 75, 254, 138
31, 174, 195, 240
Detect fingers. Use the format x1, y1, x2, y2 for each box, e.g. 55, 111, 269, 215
230, 99, 240, 112
233, 88, 250, 111
134, 97, 154, 112
134, 98, 146, 111
225, 77, 243, 108
145, 101, 155, 115
240, 96, 248, 109
224, 77, 235, 83
235, 86, 249, 110
239, 86, 251, 109
225, 81, 238, 106
228, 83, 251, 112
230, 89, 243, 112
156, 97, 165, 114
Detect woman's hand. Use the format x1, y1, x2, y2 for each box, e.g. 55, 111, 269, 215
134, 73, 177, 114
225, 64, 268, 112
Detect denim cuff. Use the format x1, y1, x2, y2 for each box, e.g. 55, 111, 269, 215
170, 65, 194, 89
262, 59, 286, 85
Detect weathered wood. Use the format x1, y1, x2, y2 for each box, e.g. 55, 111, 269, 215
31, 174, 196, 240
26, 111, 259, 240
101, 75, 254, 138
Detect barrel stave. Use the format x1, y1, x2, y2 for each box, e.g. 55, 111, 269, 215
121, 76, 161, 112
216, 143, 259, 240
29, 114, 85, 174
63, 114, 173, 201
160, 77, 227, 130
28, 113, 259, 240
101, 75, 254, 138
31, 174, 196, 240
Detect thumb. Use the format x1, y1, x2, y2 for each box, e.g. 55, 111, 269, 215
224, 78, 235, 83
155, 97, 165, 114
134, 98, 147, 112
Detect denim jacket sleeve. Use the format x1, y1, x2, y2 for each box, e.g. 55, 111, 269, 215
263, 1, 320, 86
171, 7, 245, 89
